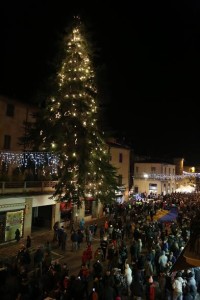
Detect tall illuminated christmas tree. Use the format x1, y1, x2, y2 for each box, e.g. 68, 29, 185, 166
24, 17, 119, 206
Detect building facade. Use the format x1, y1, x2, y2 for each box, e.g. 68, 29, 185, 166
108, 140, 131, 201
0, 95, 37, 153
0, 97, 132, 243
0, 96, 62, 243
133, 161, 176, 196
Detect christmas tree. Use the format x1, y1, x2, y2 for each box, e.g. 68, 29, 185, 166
22, 17, 119, 206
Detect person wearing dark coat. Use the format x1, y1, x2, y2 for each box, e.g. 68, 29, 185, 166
93, 260, 103, 279
130, 272, 144, 299
15, 228, 20, 242
130, 240, 139, 263
70, 276, 85, 300
102, 283, 116, 300
26, 235, 31, 249
33, 246, 44, 275
100, 237, 108, 261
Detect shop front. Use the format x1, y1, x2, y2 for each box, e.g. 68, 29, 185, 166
0, 198, 25, 244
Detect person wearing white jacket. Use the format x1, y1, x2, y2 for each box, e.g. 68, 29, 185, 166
124, 263, 132, 296
172, 272, 186, 300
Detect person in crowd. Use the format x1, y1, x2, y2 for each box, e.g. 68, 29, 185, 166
77, 228, 84, 249
15, 228, 20, 242
124, 263, 132, 296
80, 218, 85, 231
158, 250, 168, 274
100, 236, 108, 261
93, 260, 103, 279
99, 226, 105, 240
82, 244, 93, 267
61, 228, 67, 251
33, 246, 44, 275
186, 271, 197, 300
145, 275, 159, 300
26, 235, 31, 249
94, 247, 104, 262
144, 255, 154, 279
71, 230, 78, 251
130, 272, 144, 299
93, 222, 98, 236
53, 221, 59, 242
172, 271, 186, 300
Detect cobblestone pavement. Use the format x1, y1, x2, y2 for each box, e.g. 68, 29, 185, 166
0, 216, 107, 275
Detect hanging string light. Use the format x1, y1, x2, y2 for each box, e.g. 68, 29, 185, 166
0, 151, 60, 174
135, 171, 200, 180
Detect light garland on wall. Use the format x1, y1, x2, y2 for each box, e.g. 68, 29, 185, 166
135, 172, 200, 180
183, 171, 200, 178
0, 151, 60, 174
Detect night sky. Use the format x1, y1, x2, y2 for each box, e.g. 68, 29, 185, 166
0, 1, 200, 164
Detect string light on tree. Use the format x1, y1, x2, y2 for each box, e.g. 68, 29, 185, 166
19, 16, 119, 207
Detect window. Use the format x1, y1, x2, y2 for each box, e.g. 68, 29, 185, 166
118, 175, 122, 185
6, 103, 15, 117
4, 135, 11, 149
119, 153, 123, 163
151, 167, 156, 173
136, 166, 139, 173
149, 183, 157, 192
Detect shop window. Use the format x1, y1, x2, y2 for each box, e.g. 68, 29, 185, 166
149, 183, 157, 192
0, 213, 6, 243
5, 210, 24, 242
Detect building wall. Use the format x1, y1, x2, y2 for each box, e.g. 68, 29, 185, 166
134, 162, 176, 195
0, 95, 37, 151
0, 194, 58, 243
134, 178, 162, 195
24, 198, 33, 237
109, 145, 130, 200
134, 162, 176, 177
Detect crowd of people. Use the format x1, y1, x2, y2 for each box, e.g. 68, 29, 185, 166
1, 192, 200, 299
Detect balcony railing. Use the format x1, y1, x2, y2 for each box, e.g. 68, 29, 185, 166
133, 174, 183, 181
0, 181, 58, 195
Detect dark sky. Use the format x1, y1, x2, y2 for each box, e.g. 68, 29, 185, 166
0, 1, 200, 164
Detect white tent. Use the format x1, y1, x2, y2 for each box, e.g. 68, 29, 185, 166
175, 185, 195, 193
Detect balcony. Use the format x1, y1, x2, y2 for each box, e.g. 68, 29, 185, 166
134, 173, 176, 181
0, 181, 57, 196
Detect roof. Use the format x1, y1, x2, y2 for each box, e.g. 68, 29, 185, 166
107, 141, 131, 150
135, 159, 175, 165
